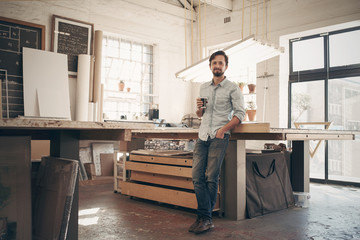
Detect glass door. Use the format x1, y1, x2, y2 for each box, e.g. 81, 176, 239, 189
328, 76, 360, 183
290, 80, 325, 179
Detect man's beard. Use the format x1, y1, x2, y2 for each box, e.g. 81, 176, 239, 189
213, 69, 224, 77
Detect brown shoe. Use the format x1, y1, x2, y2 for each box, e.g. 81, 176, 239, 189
188, 216, 201, 232
193, 219, 214, 234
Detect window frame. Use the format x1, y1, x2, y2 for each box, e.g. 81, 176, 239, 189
288, 26, 360, 187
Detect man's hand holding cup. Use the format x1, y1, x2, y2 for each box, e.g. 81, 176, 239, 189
197, 97, 208, 109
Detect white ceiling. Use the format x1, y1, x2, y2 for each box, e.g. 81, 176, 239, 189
158, 0, 233, 11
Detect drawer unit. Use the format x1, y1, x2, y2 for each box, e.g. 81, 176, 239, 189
121, 153, 220, 211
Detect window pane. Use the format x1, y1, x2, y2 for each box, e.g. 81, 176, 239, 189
291, 81, 325, 125
144, 52, 152, 63
329, 30, 360, 67
328, 77, 360, 183
292, 37, 324, 72
291, 80, 325, 179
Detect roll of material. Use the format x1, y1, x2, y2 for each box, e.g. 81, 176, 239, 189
93, 30, 103, 103
76, 54, 91, 121
98, 83, 104, 122
88, 102, 95, 121
89, 55, 95, 102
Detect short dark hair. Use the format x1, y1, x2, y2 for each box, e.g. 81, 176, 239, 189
209, 50, 228, 66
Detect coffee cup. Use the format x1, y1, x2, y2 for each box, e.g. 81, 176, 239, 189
200, 97, 208, 108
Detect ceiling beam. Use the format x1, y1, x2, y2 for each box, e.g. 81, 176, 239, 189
201, 0, 232, 11
177, 0, 197, 12
124, 0, 193, 20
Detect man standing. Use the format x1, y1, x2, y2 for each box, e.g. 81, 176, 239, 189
189, 50, 246, 234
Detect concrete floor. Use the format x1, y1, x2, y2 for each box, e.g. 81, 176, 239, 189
79, 180, 360, 240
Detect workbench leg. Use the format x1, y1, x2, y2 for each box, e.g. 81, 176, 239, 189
223, 140, 246, 220
291, 140, 310, 192
50, 131, 80, 240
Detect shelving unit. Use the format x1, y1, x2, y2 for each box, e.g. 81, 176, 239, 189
114, 151, 127, 193
114, 139, 145, 193
242, 86, 257, 122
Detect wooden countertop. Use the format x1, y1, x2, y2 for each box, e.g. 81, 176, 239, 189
0, 118, 154, 141
132, 124, 357, 141
0, 118, 357, 141
0, 118, 154, 130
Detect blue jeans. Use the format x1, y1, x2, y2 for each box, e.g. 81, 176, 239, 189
192, 135, 229, 220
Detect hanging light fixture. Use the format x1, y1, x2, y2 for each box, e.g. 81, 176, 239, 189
175, 35, 283, 82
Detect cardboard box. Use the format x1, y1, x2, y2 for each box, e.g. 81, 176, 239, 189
84, 163, 96, 180
100, 153, 114, 176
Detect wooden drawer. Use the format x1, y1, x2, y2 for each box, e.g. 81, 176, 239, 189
122, 181, 220, 210
122, 181, 197, 209
130, 154, 192, 166
125, 161, 192, 178
130, 171, 193, 190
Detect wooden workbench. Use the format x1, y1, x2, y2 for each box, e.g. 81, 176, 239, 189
130, 123, 356, 220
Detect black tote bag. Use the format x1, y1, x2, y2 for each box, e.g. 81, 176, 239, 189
246, 152, 295, 218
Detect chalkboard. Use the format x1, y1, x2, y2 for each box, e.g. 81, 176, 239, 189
0, 17, 45, 118
51, 15, 94, 76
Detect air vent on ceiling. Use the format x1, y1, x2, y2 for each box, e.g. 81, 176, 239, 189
224, 17, 231, 24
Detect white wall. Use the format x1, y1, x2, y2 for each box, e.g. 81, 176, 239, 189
0, 0, 193, 123
2, 0, 360, 125
193, 0, 360, 128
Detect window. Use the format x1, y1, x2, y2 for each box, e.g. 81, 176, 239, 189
289, 26, 360, 185
101, 35, 154, 120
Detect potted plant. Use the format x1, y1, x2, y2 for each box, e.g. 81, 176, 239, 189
246, 101, 257, 121
247, 83, 256, 93
119, 80, 125, 91
237, 82, 247, 92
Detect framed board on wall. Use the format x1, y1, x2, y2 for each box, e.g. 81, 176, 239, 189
51, 15, 94, 76
0, 16, 45, 118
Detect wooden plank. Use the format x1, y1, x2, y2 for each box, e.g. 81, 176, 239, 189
230, 132, 285, 140
0, 118, 154, 130
130, 171, 194, 190
125, 161, 192, 178
80, 129, 132, 141
232, 122, 270, 133
132, 132, 198, 140
122, 181, 197, 209
286, 133, 355, 140
119, 138, 145, 151
130, 149, 192, 157
130, 154, 192, 166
